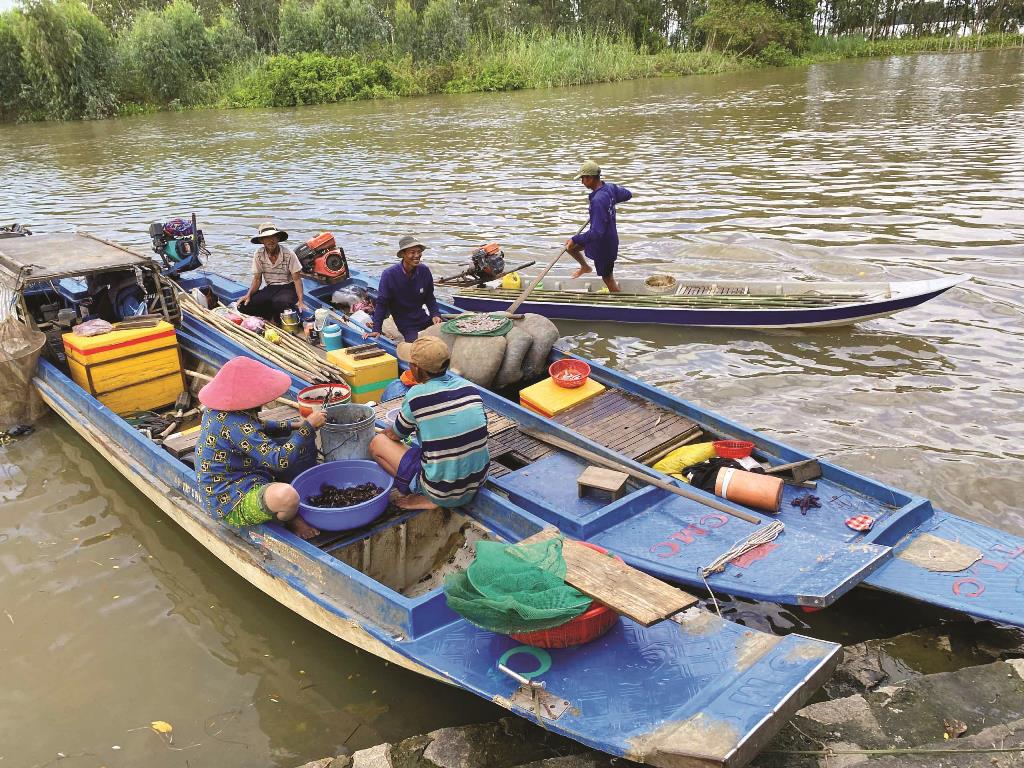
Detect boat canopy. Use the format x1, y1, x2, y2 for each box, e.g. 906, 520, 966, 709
0, 232, 159, 288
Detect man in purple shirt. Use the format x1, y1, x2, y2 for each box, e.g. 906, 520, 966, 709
366, 235, 442, 342
566, 160, 632, 293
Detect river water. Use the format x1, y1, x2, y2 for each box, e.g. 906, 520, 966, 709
2, 48, 1023, 767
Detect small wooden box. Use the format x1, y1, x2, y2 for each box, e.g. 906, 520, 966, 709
63, 321, 184, 415
577, 466, 630, 501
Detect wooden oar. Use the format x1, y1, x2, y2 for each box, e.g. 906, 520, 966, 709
521, 426, 762, 525
506, 219, 590, 316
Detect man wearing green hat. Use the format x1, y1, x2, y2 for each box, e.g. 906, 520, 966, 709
566, 160, 632, 293
366, 235, 442, 342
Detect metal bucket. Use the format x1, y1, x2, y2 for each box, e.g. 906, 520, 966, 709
320, 402, 376, 461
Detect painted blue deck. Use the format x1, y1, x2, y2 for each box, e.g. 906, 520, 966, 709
150, 269, 1024, 628
34, 337, 840, 768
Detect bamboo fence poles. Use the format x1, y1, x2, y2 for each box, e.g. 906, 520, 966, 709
178, 291, 344, 384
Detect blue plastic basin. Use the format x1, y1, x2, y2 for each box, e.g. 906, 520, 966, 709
292, 460, 394, 531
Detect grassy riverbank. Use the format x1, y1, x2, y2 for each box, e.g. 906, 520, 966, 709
220, 29, 1024, 109
1, 0, 1022, 122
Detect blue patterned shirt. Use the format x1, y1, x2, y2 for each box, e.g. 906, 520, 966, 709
195, 409, 316, 520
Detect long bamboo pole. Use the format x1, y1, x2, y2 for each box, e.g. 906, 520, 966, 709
506, 218, 590, 316
521, 427, 763, 525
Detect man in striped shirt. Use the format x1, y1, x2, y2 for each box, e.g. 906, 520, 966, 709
370, 337, 489, 510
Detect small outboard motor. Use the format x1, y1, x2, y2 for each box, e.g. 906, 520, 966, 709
148, 216, 206, 275
295, 232, 349, 282
469, 242, 505, 282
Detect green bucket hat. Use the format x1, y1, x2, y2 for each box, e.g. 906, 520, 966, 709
397, 235, 427, 257
573, 160, 601, 180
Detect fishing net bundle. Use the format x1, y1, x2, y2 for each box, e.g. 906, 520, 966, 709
444, 536, 592, 634
0, 314, 48, 429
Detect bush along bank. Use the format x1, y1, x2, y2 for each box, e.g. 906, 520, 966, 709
0, 0, 1022, 122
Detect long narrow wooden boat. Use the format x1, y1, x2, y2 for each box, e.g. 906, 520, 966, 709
172, 267, 1023, 629
452, 273, 970, 329
5, 233, 842, 768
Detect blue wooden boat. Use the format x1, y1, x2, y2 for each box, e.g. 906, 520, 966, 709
452, 273, 970, 329
172, 266, 1024, 630
4, 233, 842, 768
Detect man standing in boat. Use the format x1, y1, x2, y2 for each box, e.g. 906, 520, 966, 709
365, 235, 442, 342
239, 222, 306, 321
566, 160, 632, 293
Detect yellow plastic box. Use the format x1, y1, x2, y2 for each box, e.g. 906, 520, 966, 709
519, 376, 606, 418
326, 347, 398, 404
63, 321, 184, 415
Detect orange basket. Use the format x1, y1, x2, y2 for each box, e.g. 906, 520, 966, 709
548, 359, 591, 389
510, 542, 620, 649
713, 440, 755, 459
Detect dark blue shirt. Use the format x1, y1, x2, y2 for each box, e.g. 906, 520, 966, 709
372, 263, 441, 338
571, 182, 632, 267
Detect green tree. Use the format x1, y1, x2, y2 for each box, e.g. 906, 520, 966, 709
392, 0, 418, 53
117, 0, 213, 106
279, 0, 322, 51
232, 0, 280, 51
206, 8, 257, 67
0, 11, 28, 120
18, 0, 117, 119
315, 0, 386, 54
419, 0, 469, 60
695, 0, 805, 53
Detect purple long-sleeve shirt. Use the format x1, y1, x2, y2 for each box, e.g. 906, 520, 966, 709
571, 182, 632, 271
372, 263, 440, 340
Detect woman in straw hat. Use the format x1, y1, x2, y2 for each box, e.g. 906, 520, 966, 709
195, 356, 326, 539
239, 222, 306, 322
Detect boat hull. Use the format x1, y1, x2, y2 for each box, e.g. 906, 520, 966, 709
453, 281, 965, 329
33, 350, 841, 768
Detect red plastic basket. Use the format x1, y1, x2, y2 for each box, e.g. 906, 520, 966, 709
548, 359, 591, 389
713, 440, 755, 459
510, 542, 620, 649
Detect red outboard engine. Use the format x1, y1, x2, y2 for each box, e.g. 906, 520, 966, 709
295, 232, 349, 282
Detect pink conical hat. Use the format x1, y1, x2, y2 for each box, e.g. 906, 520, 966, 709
198, 356, 292, 411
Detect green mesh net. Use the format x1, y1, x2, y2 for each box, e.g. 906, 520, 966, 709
444, 536, 592, 634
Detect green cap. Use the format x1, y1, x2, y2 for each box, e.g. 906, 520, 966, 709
573, 160, 601, 180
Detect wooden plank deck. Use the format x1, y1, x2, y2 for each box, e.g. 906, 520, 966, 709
552, 390, 699, 463
519, 528, 698, 626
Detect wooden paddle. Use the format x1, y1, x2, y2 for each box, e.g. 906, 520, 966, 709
505, 219, 590, 316
521, 426, 762, 525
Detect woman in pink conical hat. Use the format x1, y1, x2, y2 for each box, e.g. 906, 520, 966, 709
195, 356, 326, 539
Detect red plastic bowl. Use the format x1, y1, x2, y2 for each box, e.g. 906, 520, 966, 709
549, 359, 591, 389
713, 440, 755, 459
510, 542, 620, 649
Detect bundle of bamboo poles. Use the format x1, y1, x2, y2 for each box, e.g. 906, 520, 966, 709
457, 286, 867, 309
178, 292, 344, 383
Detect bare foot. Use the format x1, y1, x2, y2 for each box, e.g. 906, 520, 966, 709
286, 515, 320, 540
570, 264, 592, 279
395, 493, 439, 510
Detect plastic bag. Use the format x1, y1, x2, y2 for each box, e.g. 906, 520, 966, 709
240, 316, 265, 333
73, 319, 114, 337
0, 315, 48, 428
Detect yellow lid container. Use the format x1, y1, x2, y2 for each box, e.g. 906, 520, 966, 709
326, 347, 398, 404
62, 321, 184, 414
501, 272, 521, 290
519, 376, 605, 417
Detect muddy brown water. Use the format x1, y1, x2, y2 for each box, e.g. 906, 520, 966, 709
1, 48, 1023, 767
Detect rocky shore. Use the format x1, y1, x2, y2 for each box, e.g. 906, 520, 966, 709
296, 622, 1024, 768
